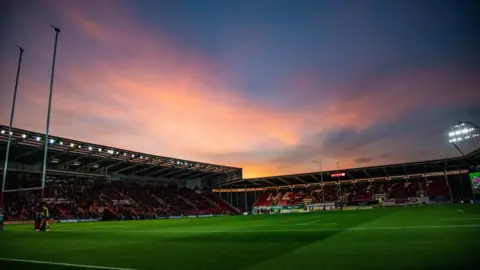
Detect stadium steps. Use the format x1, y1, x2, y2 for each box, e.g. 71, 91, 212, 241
178, 194, 196, 208
211, 194, 241, 213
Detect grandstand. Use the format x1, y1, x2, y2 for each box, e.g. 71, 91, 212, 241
213, 146, 480, 211
0, 125, 242, 221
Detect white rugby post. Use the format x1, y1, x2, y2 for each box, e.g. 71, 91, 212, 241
41, 26, 60, 201
1, 46, 24, 207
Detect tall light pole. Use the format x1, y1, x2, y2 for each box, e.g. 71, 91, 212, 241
41, 26, 60, 201
446, 121, 479, 201
0, 46, 24, 207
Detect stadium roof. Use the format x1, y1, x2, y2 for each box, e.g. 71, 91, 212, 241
0, 125, 242, 181
213, 146, 480, 192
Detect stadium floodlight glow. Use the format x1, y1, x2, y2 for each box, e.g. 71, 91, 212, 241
115, 151, 119, 155
9, 132, 13, 135
88, 146, 92, 151
447, 121, 480, 157
131, 154, 135, 157
123, 153, 126, 156
0, 130, 5, 134
36, 136, 41, 141
21, 134, 26, 138
70, 143, 74, 147
98, 148, 102, 152
448, 122, 479, 143
49, 139, 55, 144
78, 145, 82, 148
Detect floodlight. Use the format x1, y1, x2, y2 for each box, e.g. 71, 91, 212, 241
49, 139, 55, 144
98, 148, 102, 152
448, 122, 479, 143
78, 145, 82, 148
0, 130, 4, 134
448, 121, 479, 156
140, 156, 143, 159
131, 154, 135, 157
88, 146, 93, 151
59, 141, 63, 145
70, 143, 74, 147
36, 136, 41, 141
22, 134, 26, 138
9, 132, 13, 135
123, 153, 126, 156
116, 151, 119, 155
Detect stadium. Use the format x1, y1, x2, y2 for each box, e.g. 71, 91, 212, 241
1, 123, 480, 270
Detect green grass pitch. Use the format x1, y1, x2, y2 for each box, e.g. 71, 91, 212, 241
1, 204, 479, 270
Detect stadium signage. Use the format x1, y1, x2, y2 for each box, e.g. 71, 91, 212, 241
331, 173, 345, 177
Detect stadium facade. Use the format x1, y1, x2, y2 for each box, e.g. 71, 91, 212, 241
0, 125, 242, 189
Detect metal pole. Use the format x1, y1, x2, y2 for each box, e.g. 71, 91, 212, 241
336, 162, 342, 201
41, 26, 60, 201
244, 183, 247, 212
319, 162, 325, 203
444, 142, 454, 202
0, 46, 24, 207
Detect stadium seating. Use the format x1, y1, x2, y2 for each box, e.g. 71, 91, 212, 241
252, 177, 453, 207
2, 176, 238, 221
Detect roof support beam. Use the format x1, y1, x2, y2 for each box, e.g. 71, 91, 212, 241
277, 177, 291, 185
293, 176, 306, 184
114, 164, 142, 174
78, 157, 111, 170
170, 170, 199, 179
310, 174, 320, 181
146, 167, 171, 176
131, 165, 157, 175
261, 179, 276, 186
247, 180, 260, 186
13, 147, 42, 161
58, 156, 84, 167
383, 167, 390, 178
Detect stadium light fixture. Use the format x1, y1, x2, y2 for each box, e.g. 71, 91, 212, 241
59, 141, 63, 145
88, 146, 93, 151
9, 132, 13, 135
36, 136, 41, 141
49, 139, 55, 144
21, 134, 26, 139
0, 130, 5, 134
70, 143, 74, 147
98, 148, 102, 152
447, 121, 479, 156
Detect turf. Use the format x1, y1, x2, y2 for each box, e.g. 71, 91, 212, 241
1, 204, 479, 270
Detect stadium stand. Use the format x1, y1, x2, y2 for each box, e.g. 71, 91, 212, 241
214, 146, 480, 209
0, 125, 241, 221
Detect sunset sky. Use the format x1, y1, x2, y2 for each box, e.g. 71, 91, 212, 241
0, 0, 479, 178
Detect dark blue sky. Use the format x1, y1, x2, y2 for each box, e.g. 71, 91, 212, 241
0, 0, 479, 177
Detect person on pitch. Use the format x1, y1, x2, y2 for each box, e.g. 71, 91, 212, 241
34, 203, 41, 232
0, 206, 4, 232
39, 204, 50, 232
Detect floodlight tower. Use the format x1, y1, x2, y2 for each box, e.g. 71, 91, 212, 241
445, 121, 480, 200
447, 122, 480, 156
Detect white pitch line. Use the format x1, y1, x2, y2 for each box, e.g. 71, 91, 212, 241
441, 218, 480, 221
39, 223, 480, 234
0, 257, 138, 270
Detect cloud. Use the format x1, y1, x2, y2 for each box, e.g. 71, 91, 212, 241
1, 1, 479, 178
354, 157, 374, 164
